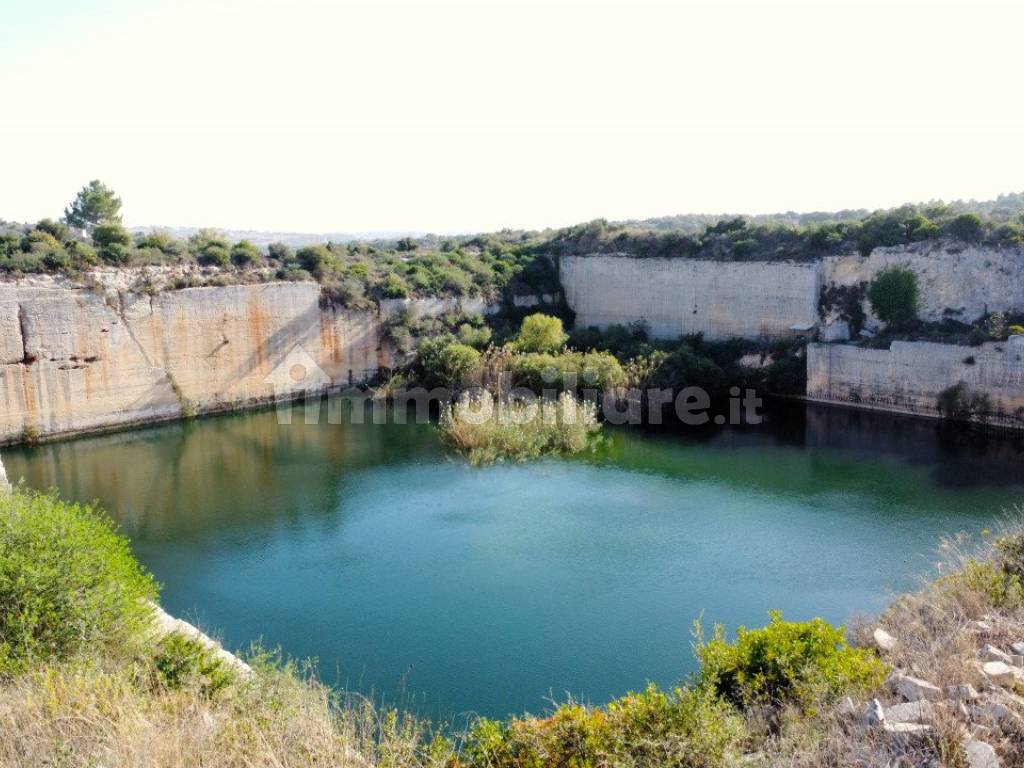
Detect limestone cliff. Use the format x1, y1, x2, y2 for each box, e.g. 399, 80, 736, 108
822, 242, 1024, 323
561, 243, 1024, 341
0, 282, 387, 445
560, 255, 820, 341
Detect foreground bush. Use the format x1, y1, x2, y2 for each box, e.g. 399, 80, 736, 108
697, 611, 888, 713
440, 391, 601, 464
467, 684, 746, 768
0, 490, 157, 673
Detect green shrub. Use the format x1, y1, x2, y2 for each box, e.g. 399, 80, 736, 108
868, 266, 919, 330
152, 632, 236, 697
267, 241, 294, 262
466, 684, 745, 768
230, 239, 261, 267
189, 229, 232, 267
296, 244, 333, 277
936, 382, 991, 422
696, 611, 888, 712
382, 272, 409, 298
941, 559, 1024, 609
948, 213, 984, 243
0, 491, 157, 673
135, 229, 181, 255
66, 240, 98, 267
99, 242, 131, 265
513, 313, 568, 353
437, 343, 480, 389
509, 351, 625, 393
458, 322, 492, 348
35, 218, 71, 242
92, 222, 132, 248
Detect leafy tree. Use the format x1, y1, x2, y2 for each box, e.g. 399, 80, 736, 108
868, 266, 919, 330
513, 313, 568, 353
64, 180, 122, 231
948, 213, 984, 243
396, 236, 418, 252
230, 240, 261, 267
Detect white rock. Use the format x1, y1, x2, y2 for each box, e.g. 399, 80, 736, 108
885, 700, 934, 723
862, 698, 886, 726
971, 620, 994, 633
964, 739, 999, 768
891, 673, 944, 702
971, 701, 1024, 727
981, 661, 1023, 689
149, 602, 253, 678
1010, 642, 1024, 655
837, 696, 858, 716
873, 627, 898, 652
948, 684, 981, 701
1011, 655, 1024, 668
883, 721, 933, 736
982, 644, 1014, 664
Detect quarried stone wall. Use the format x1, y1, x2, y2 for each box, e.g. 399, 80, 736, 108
806, 338, 1024, 427
560, 255, 820, 341
0, 282, 387, 444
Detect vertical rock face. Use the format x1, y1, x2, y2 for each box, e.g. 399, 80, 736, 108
0, 282, 387, 444
823, 243, 1024, 323
560, 255, 821, 341
806, 339, 1024, 426
561, 244, 1024, 341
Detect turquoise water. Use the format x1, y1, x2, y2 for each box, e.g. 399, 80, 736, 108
5, 401, 1024, 721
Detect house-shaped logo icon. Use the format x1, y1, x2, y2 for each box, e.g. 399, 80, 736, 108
262, 344, 332, 395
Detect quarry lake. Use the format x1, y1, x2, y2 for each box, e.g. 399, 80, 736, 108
6, 400, 1024, 721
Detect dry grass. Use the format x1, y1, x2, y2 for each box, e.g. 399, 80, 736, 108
440, 391, 600, 464
758, 521, 1024, 768
0, 651, 450, 768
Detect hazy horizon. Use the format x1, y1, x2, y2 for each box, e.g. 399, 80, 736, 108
3, 0, 1023, 233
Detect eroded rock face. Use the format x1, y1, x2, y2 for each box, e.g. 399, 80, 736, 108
0, 282, 388, 444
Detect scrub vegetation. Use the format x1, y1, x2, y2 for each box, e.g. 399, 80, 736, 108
440, 391, 601, 465
3, 183, 1023, 306
4, 488, 1024, 766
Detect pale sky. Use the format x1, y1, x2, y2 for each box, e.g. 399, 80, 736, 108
2, 0, 1022, 234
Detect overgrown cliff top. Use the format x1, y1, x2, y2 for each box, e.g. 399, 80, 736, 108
3, 190, 1024, 306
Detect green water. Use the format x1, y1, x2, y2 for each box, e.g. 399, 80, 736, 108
5, 401, 1024, 721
